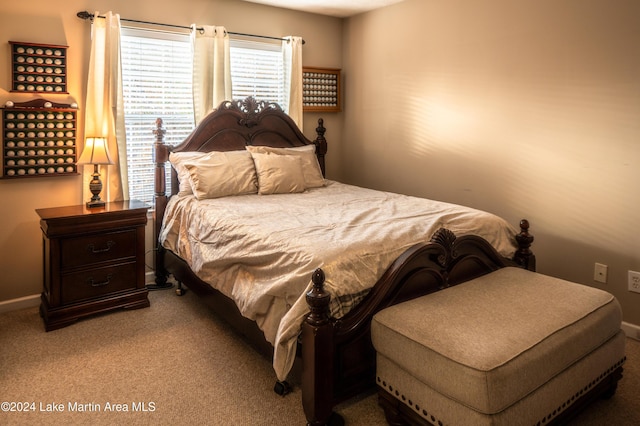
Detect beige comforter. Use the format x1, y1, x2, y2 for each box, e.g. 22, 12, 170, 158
159, 181, 518, 381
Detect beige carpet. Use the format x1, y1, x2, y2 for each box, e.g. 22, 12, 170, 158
1, 288, 638, 425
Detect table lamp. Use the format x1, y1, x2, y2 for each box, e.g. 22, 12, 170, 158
78, 137, 114, 208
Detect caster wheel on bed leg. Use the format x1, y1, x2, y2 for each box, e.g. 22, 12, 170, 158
175, 283, 186, 296
274, 380, 292, 396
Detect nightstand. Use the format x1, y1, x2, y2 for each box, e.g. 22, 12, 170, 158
36, 200, 150, 331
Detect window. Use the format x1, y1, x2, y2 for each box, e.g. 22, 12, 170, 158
230, 38, 287, 111
120, 27, 194, 205
120, 29, 288, 206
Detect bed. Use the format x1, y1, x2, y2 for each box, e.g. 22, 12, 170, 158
152, 97, 536, 425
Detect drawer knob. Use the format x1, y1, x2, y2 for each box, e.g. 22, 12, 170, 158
87, 274, 112, 287
87, 240, 115, 254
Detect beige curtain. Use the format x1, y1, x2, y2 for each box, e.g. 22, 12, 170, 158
191, 25, 232, 125
83, 11, 127, 201
283, 36, 303, 129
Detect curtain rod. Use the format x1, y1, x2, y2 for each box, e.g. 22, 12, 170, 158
76, 11, 304, 44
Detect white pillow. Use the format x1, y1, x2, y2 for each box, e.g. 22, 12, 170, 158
183, 150, 258, 200
250, 152, 306, 195
245, 144, 325, 188
169, 151, 211, 196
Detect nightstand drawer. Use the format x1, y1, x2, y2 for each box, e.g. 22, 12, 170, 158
61, 229, 137, 268
61, 262, 138, 304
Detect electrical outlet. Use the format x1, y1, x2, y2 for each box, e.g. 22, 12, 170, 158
594, 263, 608, 283
629, 271, 640, 293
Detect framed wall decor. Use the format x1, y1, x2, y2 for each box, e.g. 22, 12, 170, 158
302, 67, 341, 112
2, 99, 78, 178
9, 41, 68, 94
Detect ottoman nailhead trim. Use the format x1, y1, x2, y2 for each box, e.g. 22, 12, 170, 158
532, 357, 626, 426
377, 376, 446, 426
378, 356, 626, 426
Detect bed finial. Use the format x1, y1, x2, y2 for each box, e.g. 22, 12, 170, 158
314, 118, 327, 176
153, 118, 166, 143
514, 219, 536, 271
306, 268, 330, 326
316, 118, 325, 138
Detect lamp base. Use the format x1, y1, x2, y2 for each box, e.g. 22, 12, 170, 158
86, 164, 105, 208
86, 199, 106, 208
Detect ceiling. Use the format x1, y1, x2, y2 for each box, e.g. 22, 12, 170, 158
242, 0, 405, 18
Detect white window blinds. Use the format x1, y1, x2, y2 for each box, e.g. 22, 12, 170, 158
230, 39, 287, 111
120, 27, 194, 205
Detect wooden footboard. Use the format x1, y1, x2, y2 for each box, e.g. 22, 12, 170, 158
302, 222, 535, 425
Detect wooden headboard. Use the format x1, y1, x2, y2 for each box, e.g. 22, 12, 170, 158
153, 97, 327, 243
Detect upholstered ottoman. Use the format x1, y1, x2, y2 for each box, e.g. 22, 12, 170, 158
371, 267, 626, 426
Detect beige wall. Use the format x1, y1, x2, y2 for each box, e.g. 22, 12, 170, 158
342, 0, 640, 326
0, 0, 343, 302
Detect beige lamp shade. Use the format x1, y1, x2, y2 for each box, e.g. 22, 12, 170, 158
79, 137, 114, 208
78, 137, 114, 165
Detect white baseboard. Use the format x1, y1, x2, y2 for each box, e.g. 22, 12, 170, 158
0, 294, 40, 314
622, 321, 640, 341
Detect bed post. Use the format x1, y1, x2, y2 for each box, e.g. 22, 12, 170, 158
514, 219, 536, 272
314, 118, 327, 177
302, 268, 342, 426
151, 118, 171, 288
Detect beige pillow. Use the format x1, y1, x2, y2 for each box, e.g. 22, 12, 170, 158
250, 152, 306, 195
169, 151, 210, 196
183, 150, 258, 199
246, 144, 325, 188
